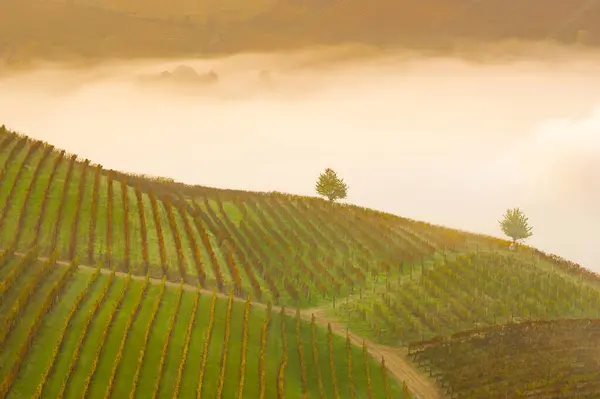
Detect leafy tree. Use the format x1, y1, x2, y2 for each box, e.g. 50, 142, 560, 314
315, 168, 348, 203
499, 208, 533, 247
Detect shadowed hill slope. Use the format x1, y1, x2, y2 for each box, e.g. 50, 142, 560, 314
2, 0, 600, 62
408, 318, 600, 398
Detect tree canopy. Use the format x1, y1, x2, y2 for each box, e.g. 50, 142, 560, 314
499, 207, 533, 246
315, 168, 348, 202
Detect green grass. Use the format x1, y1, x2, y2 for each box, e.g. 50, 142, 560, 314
141, 192, 163, 276
0, 148, 44, 243
0, 258, 406, 398
109, 179, 127, 270
63, 277, 127, 398
73, 166, 96, 263
92, 178, 110, 263
0, 259, 41, 316
133, 285, 179, 398
86, 278, 144, 398
109, 282, 161, 397
40, 273, 111, 398
38, 159, 69, 255
155, 202, 180, 279
7, 269, 93, 398
126, 185, 145, 274
0, 142, 29, 211
0, 266, 64, 380
156, 290, 195, 398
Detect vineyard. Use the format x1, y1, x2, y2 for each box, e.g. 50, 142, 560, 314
2, 124, 600, 398
336, 251, 600, 345
408, 318, 600, 398
0, 252, 409, 399
0, 126, 505, 308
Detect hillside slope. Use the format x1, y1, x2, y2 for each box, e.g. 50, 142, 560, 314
0, 126, 505, 309
232, 0, 600, 47
2, 0, 600, 62
0, 252, 406, 398
336, 251, 600, 345
409, 318, 600, 398
1, 125, 600, 398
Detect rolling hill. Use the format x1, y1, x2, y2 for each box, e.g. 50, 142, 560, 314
0, 125, 503, 308
2, 0, 600, 63
0, 253, 406, 399
408, 318, 600, 397
1, 123, 600, 398
335, 251, 600, 345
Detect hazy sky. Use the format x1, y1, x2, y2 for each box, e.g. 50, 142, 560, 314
1, 44, 599, 270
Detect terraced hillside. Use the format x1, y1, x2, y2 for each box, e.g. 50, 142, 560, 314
336, 251, 600, 345
408, 319, 600, 398
0, 251, 408, 399
0, 126, 506, 309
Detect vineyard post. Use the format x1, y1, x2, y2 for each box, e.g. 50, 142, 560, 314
346, 311, 349, 335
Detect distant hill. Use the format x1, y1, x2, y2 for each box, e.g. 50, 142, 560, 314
2, 0, 600, 63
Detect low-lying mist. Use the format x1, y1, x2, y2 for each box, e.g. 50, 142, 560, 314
1, 43, 599, 270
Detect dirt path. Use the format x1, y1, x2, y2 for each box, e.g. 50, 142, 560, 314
19, 252, 445, 398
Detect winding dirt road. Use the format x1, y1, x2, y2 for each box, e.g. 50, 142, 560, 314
20, 253, 445, 398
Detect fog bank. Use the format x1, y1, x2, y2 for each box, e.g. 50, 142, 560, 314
1, 45, 599, 270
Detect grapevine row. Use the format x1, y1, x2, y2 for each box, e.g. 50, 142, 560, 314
0, 253, 56, 349
0, 141, 42, 231
0, 259, 77, 398
129, 277, 166, 399
88, 165, 102, 263
33, 265, 102, 399
215, 290, 234, 399
121, 177, 131, 272
103, 274, 150, 399
236, 294, 252, 399
56, 270, 115, 399
31, 150, 65, 248
171, 289, 200, 399
196, 290, 217, 399
48, 154, 77, 255
69, 159, 90, 260
150, 281, 183, 399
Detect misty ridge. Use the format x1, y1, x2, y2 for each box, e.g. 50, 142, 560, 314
1, 42, 599, 270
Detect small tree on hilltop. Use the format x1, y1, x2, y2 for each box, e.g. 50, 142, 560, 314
315, 168, 348, 203
499, 207, 533, 248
